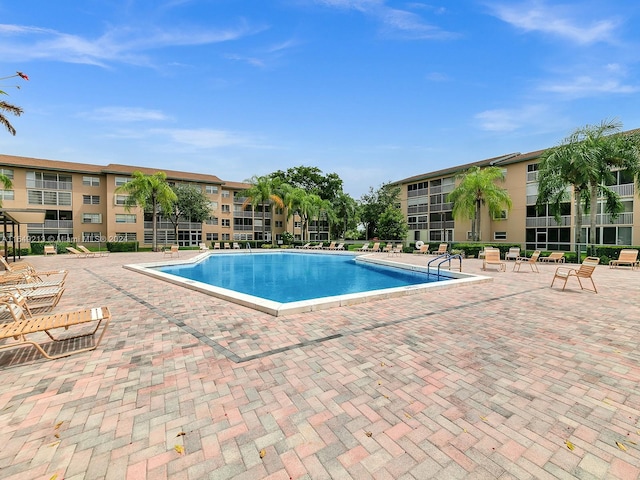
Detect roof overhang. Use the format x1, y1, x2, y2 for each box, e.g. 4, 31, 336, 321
0, 208, 47, 225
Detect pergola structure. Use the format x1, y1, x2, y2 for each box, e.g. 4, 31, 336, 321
0, 208, 46, 261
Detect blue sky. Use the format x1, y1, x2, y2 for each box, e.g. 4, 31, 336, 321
1, 1, 639, 198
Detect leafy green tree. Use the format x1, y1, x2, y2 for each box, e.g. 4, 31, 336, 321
377, 204, 408, 240
0, 71, 28, 136
242, 175, 284, 244
448, 166, 512, 242
331, 192, 359, 239
269, 166, 343, 200
164, 184, 212, 243
537, 119, 640, 247
360, 183, 401, 239
115, 171, 177, 251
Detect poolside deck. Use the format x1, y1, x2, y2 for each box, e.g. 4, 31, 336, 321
1, 250, 639, 479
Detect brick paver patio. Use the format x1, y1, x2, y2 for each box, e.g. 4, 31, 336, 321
1, 250, 639, 479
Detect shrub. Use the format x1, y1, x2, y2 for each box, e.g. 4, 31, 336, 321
106, 241, 138, 252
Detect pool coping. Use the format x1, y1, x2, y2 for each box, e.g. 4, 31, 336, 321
123, 250, 493, 316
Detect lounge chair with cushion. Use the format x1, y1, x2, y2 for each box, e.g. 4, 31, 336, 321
513, 250, 540, 273
551, 256, 600, 293
505, 247, 520, 261
482, 248, 505, 272
609, 249, 639, 269
0, 296, 111, 360
539, 252, 565, 263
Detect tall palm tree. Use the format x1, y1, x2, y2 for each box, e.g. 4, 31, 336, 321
115, 171, 177, 251
242, 175, 284, 245
537, 119, 640, 248
332, 192, 358, 239
448, 166, 512, 242
1, 71, 28, 136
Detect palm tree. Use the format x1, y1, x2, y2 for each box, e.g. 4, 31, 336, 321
0, 174, 12, 208
1, 71, 28, 136
115, 171, 177, 251
242, 175, 284, 245
448, 166, 513, 242
332, 192, 358, 239
537, 119, 640, 249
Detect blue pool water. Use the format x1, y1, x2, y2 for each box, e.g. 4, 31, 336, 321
157, 252, 445, 303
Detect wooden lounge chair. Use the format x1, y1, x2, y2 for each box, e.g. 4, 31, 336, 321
163, 245, 179, 257
539, 252, 565, 263
513, 250, 540, 273
0, 299, 111, 360
609, 249, 639, 269
551, 257, 600, 293
77, 245, 98, 257
43, 245, 57, 255
482, 248, 505, 272
505, 247, 520, 261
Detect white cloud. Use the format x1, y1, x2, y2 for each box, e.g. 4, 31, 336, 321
84, 107, 171, 122
474, 105, 549, 132
541, 76, 639, 96
150, 128, 265, 149
487, 1, 620, 45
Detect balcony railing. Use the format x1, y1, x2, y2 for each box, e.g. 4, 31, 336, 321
26, 180, 73, 190
525, 215, 572, 227
407, 188, 428, 198
609, 183, 635, 196
581, 212, 634, 225
407, 205, 429, 214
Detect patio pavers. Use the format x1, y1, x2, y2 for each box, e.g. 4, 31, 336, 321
1, 251, 639, 479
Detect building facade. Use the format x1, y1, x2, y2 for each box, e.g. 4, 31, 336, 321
0, 154, 328, 250
393, 147, 639, 251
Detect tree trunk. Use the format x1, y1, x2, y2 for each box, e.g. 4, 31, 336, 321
475, 199, 481, 242
574, 186, 584, 246
589, 183, 598, 246
152, 202, 158, 252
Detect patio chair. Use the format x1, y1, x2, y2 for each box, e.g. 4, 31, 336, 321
77, 245, 98, 257
0, 285, 65, 314
213, 242, 221, 250
199, 243, 210, 251
609, 249, 639, 269
513, 250, 540, 273
505, 247, 520, 261
233, 242, 241, 249
357, 243, 371, 252
390, 244, 403, 256
482, 248, 505, 272
224, 243, 231, 249
66, 246, 88, 258
323, 241, 337, 250
371, 242, 381, 252
43, 245, 57, 255
382, 243, 393, 253
539, 252, 565, 263
0, 257, 68, 284
551, 257, 600, 293
295, 243, 311, 249
163, 245, 179, 257
334, 243, 345, 250
0, 298, 111, 360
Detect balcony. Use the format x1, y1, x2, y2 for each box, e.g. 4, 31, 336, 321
609, 184, 635, 196
525, 215, 571, 227
26, 180, 73, 190
27, 219, 74, 229
581, 212, 634, 225
407, 188, 428, 198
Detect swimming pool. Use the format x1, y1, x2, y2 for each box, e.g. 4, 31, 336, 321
157, 252, 442, 303
125, 250, 490, 316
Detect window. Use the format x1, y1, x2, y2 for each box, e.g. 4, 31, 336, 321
0, 189, 14, 201
114, 195, 128, 206
83, 176, 100, 186
493, 210, 507, 220
206, 233, 219, 241
221, 190, 230, 198
221, 233, 230, 241
0, 168, 14, 179
26, 171, 72, 190
275, 221, 283, 228
209, 201, 218, 211
115, 214, 136, 223
294, 221, 301, 229
115, 232, 137, 242
82, 213, 102, 224
221, 219, 230, 227
221, 204, 230, 213
83, 195, 100, 205
28, 190, 72, 206
205, 216, 218, 225
82, 232, 101, 242
115, 177, 131, 186
494, 231, 507, 240
205, 185, 218, 194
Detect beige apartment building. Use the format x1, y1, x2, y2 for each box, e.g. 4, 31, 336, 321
393, 146, 639, 251
0, 154, 327, 251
